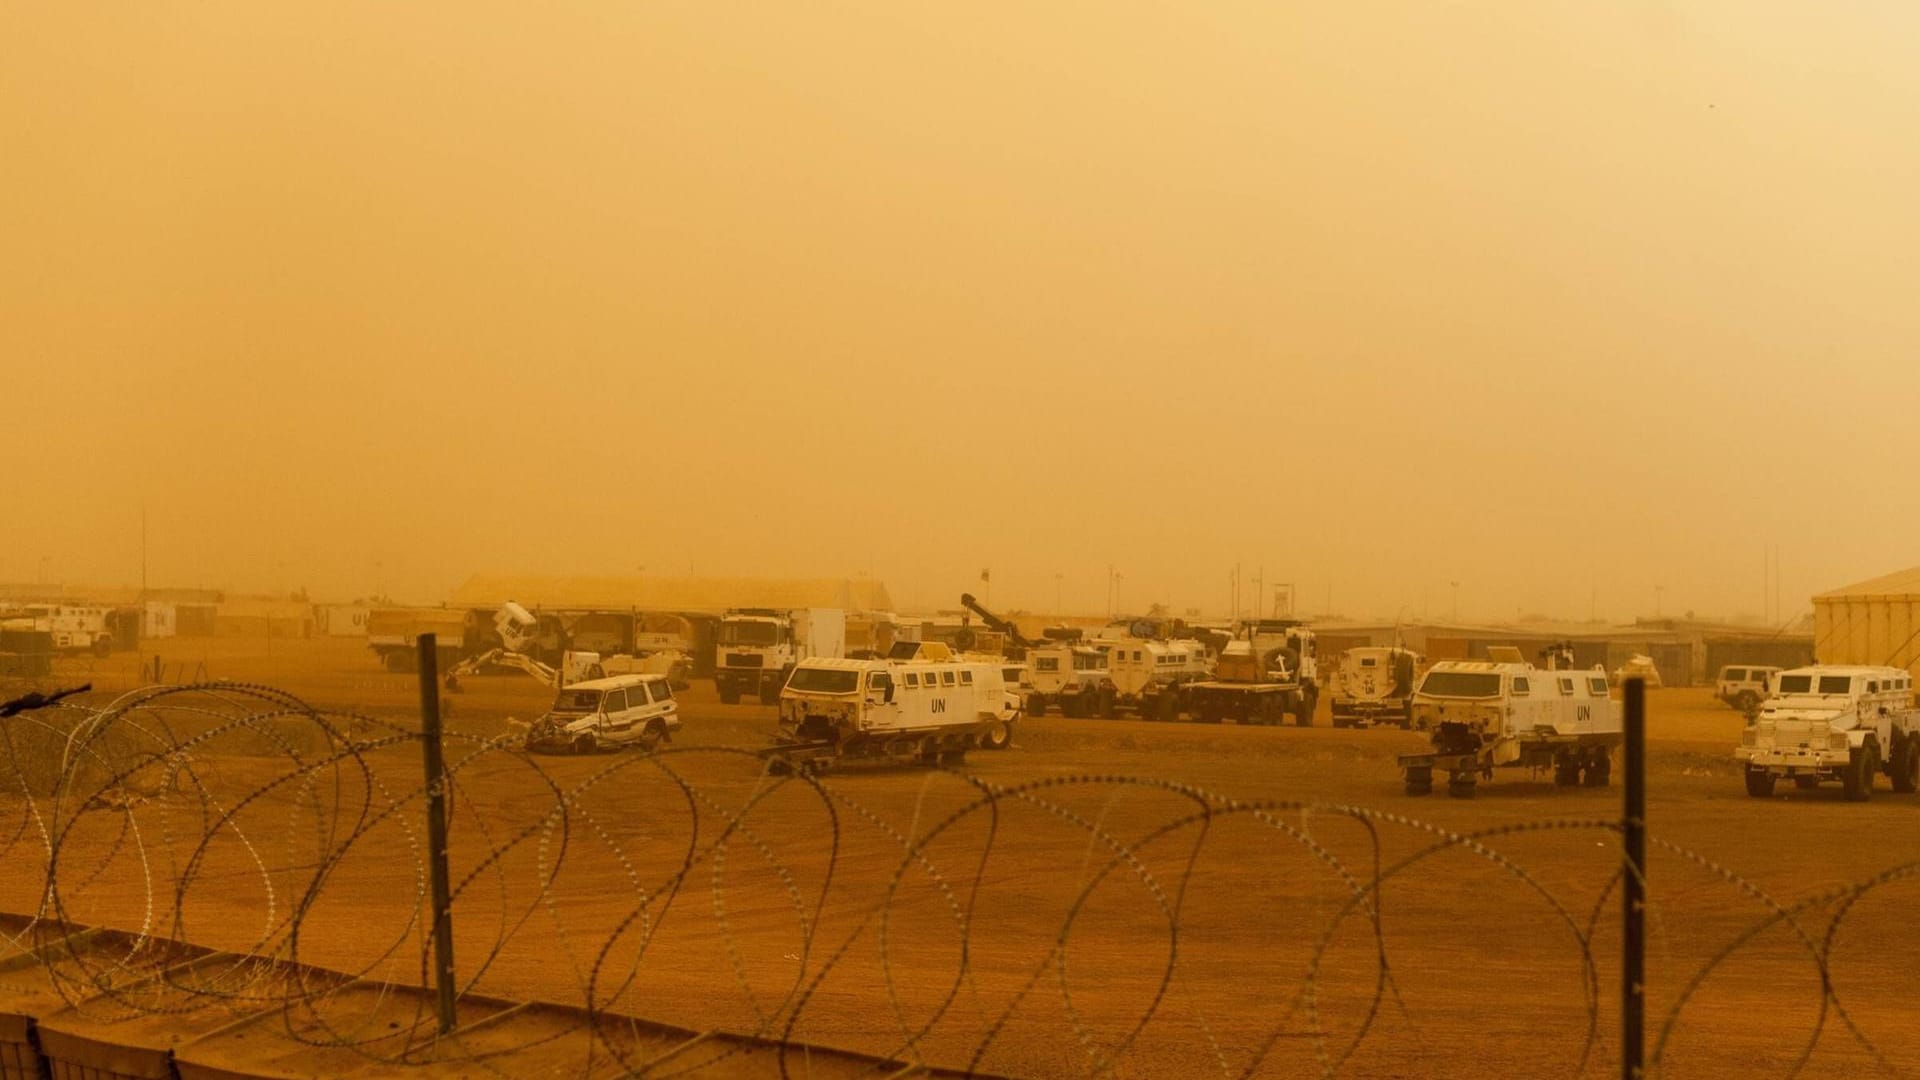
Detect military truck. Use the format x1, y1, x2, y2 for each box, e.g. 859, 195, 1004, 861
1399, 645, 1621, 798
714, 608, 847, 704
770, 651, 1021, 772
1180, 620, 1318, 725
1736, 665, 1920, 800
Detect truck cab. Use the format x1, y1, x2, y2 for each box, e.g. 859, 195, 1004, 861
1736, 665, 1920, 800
715, 608, 847, 704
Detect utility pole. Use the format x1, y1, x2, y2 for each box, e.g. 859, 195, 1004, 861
140, 508, 148, 601
1054, 573, 1062, 614
1450, 580, 1460, 623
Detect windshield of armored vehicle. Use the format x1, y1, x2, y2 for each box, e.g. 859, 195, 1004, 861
1818, 675, 1853, 695
719, 621, 780, 646
787, 667, 859, 693
1419, 671, 1502, 698
1776, 674, 1812, 694
552, 689, 603, 713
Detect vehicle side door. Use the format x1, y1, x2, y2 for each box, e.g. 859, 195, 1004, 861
865, 669, 901, 729
646, 680, 680, 729
600, 688, 635, 739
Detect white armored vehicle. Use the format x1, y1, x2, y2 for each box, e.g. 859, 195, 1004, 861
1736, 665, 1920, 800
1330, 646, 1422, 728
1398, 644, 1621, 798
1025, 645, 1111, 717
772, 652, 1021, 772
524, 674, 681, 754
1099, 638, 1211, 720
714, 608, 847, 704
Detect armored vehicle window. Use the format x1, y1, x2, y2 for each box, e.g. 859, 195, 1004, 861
1360, 657, 1377, 667
1868, 681, 1879, 692
788, 668, 859, 693
962, 670, 974, 684
867, 672, 892, 694
1558, 678, 1575, 695
941, 671, 956, 686
1588, 677, 1608, 695
904, 672, 920, 687
1419, 671, 1502, 697
1074, 653, 1103, 671
1035, 657, 1060, 672
1512, 677, 1531, 695
1777, 674, 1812, 693
1818, 675, 1852, 695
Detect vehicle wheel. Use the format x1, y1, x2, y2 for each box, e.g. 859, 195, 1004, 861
980, 722, 1013, 750
574, 735, 596, 755
1027, 695, 1048, 718
1843, 744, 1877, 802
940, 748, 967, 767
1734, 691, 1758, 713
1446, 775, 1476, 799
1097, 691, 1116, 719
1404, 766, 1433, 796
767, 757, 793, 777
1582, 753, 1612, 788
1745, 767, 1776, 798
1553, 759, 1581, 787
719, 685, 741, 705
1157, 694, 1180, 722
640, 720, 666, 751
1893, 740, 1920, 794
1793, 775, 1820, 789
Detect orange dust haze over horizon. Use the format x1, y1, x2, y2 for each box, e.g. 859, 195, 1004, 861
5, 3, 1919, 623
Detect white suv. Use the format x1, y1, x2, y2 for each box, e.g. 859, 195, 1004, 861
1716, 665, 1781, 713
525, 674, 681, 753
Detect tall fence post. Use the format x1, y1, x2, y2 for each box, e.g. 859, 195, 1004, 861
417, 633, 458, 1035
1622, 676, 1646, 1080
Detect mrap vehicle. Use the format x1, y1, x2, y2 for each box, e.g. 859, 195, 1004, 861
1025, 645, 1110, 717
1098, 638, 1211, 720
771, 652, 1020, 772
1736, 665, 1920, 800
1398, 645, 1621, 798
1330, 646, 1422, 728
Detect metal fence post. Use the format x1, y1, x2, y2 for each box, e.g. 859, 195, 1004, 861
1622, 676, 1646, 1080
417, 633, 457, 1034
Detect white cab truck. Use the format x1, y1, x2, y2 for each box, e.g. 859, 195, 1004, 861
1330, 647, 1422, 728
1181, 621, 1319, 725
1095, 638, 1212, 720
523, 674, 681, 754
1736, 665, 1920, 800
1399, 645, 1622, 798
1026, 645, 1111, 717
771, 651, 1021, 772
0, 605, 116, 656
714, 608, 847, 705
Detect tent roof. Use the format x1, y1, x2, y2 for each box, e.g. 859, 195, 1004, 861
449, 574, 893, 615
1815, 566, 1920, 602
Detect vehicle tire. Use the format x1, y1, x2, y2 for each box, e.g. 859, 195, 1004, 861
719, 685, 741, 705
1745, 768, 1776, 798
1096, 690, 1116, 720
1553, 759, 1581, 787
1793, 775, 1820, 789
1157, 694, 1180, 723
640, 720, 667, 751
1734, 690, 1758, 713
940, 748, 967, 767
1446, 775, 1476, 799
1894, 740, 1920, 794
574, 735, 596, 755
980, 722, 1013, 750
1582, 753, 1612, 788
1404, 766, 1434, 796
1844, 744, 1877, 802
1027, 695, 1048, 718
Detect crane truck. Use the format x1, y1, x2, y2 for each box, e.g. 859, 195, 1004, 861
1181, 620, 1319, 725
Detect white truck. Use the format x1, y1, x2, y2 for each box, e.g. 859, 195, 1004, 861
1181, 620, 1319, 725
770, 649, 1022, 772
714, 608, 847, 705
1330, 646, 1422, 728
0, 605, 116, 656
1736, 665, 1920, 800
1399, 645, 1622, 798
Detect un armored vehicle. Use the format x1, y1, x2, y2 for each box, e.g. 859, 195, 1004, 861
1736, 665, 1920, 800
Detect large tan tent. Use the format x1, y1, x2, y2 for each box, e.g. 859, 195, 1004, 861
1813, 566, 1920, 676
448, 574, 893, 615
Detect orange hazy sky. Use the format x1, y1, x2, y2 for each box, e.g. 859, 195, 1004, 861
5, 3, 1918, 620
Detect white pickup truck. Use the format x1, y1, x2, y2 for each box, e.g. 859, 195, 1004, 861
1736, 665, 1920, 800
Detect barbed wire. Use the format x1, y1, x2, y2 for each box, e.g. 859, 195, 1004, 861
0, 680, 1913, 1078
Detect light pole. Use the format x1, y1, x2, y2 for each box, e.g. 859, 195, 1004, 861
1054, 573, 1063, 614
1450, 580, 1460, 623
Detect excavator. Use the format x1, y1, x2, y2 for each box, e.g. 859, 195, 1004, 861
441, 602, 603, 691
957, 593, 1034, 657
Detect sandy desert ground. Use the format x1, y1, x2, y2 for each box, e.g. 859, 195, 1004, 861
5, 636, 1918, 1079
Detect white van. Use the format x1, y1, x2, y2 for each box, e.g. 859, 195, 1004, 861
524, 674, 681, 753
